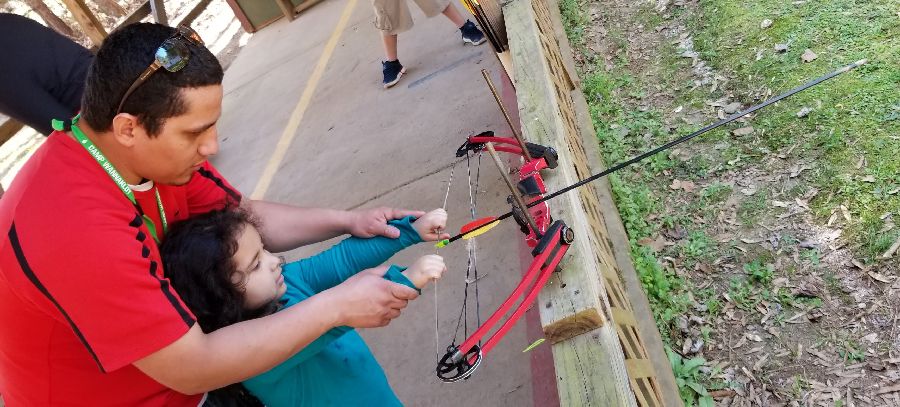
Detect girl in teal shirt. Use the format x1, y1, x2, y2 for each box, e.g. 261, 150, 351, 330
161, 208, 449, 406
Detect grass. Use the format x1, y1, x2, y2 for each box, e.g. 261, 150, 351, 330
686, 0, 900, 263
559, 0, 895, 403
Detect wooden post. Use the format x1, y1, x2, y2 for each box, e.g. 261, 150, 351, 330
503, 0, 677, 404
0, 120, 25, 146
120, 1, 151, 28
177, 0, 214, 27
275, 0, 295, 21
149, 0, 168, 25
59, 0, 107, 46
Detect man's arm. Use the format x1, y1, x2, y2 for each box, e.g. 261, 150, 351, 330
245, 200, 424, 252
133, 267, 418, 395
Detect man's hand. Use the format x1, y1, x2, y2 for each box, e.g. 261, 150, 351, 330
348, 207, 425, 239
326, 265, 419, 327
412, 208, 451, 242
403, 254, 447, 289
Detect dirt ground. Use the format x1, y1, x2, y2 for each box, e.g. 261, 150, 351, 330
567, 0, 900, 405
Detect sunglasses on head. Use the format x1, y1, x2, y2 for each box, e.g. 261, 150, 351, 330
116, 25, 205, 114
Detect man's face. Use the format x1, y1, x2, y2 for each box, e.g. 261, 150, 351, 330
132, 85, 223, 185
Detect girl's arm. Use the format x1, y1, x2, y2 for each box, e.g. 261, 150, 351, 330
285, 216, 422, 293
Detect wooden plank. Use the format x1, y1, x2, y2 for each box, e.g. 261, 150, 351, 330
177, 0, 214, 26
60, 0, 107, 46
275, 0, 295, 20
505, 0, 677, 404
292, 0, 325, 15
554, 326, 638, 406
149, 0, 168, 25
505, 0, 608, 344
545, 0, 683, 401
120, 1, 151, 28
504, 0, 636, 405
0, 119, 25, 146
626, 359, 657, 380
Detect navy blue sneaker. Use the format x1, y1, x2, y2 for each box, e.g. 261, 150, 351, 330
460, 20, 485, 46
382, 60, 406, 88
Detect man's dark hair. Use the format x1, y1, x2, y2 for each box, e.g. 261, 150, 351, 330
80, 23, 224, 136
161, 209, 276, 407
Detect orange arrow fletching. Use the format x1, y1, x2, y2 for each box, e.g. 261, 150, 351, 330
459, 217, 500, 240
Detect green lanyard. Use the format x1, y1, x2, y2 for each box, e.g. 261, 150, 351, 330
62, 116, 168, 243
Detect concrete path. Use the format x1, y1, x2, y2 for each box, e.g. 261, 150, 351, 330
213, 1, 543, 405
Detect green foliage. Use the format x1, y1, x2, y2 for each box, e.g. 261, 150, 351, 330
687, 0, 900, 262
744, 259, 775, 285
668, 347, 715, 407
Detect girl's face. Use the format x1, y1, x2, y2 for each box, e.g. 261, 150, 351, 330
231, 223, 287, 309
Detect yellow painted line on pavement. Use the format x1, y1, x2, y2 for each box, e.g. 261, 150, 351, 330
251, 0, 358, 199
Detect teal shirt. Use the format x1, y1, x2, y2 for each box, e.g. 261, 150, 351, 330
242, 217, 422, 406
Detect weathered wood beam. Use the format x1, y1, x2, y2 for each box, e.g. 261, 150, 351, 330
292, 0, 325, 15
59, 0, 107, 46
177, 0, 213, 27
120, 1, 151, 28
275, 0, 295, 21
544, 0, 682, 404
504, 0, 677, 404
504, 0, 635, 405
149, 0, 167, 25
0, 120, 25, 146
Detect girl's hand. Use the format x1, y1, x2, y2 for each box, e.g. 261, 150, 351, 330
403, 255, 446, 289
413, 209, 450, 242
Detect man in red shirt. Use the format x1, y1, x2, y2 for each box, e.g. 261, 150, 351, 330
0, 23, 420, 405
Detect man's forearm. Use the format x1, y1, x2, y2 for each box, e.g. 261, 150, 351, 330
135, 290, 341, 394
246, 200, 351, 252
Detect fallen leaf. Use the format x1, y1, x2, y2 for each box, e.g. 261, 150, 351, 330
875, 383, 900, 395
882, 236, 900, 258
709, 389, 737, 399
733, 126, 754, 136
638, 235, 669, 252
790, 164, 812, 178
869, 271, 895, 283
740, 185, 758, 195
801, 49, 818, 62
724, 102, 742, 114
840, 204, 851, 222
680, 180, 697, 193
760, 19, 773, 29
861, 332, 878, 343
772, 200, 791, 208
861, 175, 876, 183
670, 179, 682, 190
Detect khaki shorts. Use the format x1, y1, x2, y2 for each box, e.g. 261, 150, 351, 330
372, 0, 451, 35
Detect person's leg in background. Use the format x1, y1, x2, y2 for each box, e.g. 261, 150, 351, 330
372, 0, 486, 88
438, 3, 485, 45
373, 0, 413, 88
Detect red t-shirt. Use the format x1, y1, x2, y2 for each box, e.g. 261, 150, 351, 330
0, 132, 241, 406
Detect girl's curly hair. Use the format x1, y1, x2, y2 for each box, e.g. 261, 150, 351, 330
160, 209, 280, 406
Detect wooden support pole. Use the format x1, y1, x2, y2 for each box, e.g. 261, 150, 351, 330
0, 120, 25, 146
59, 0, 107, 46
120, 1, 151, 28
149, 0, 168, 25
275, 0, 296, 21
177, 0, 214, 27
